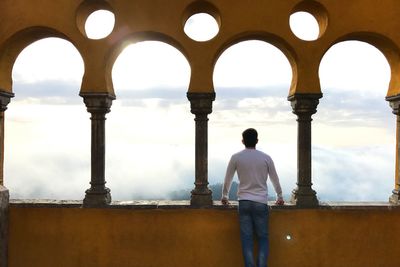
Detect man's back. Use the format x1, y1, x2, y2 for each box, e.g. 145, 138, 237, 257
221, 128, 284, 267
222, 148, 282, 204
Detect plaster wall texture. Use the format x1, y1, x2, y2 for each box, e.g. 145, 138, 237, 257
0, 0, 400, 96
8, 204, 400, 267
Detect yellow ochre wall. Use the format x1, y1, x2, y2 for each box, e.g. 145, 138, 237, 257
8, 205, 400, 267
1, 0, 400, 97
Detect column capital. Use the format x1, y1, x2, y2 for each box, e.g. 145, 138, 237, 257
80, 92, 115, 114
386, 94, 400, 115
0, 91, 14, 112
288, 93, 322, 116
187, 92, 215, 115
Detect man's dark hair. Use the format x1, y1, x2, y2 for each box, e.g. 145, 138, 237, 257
242, 128, 258, 148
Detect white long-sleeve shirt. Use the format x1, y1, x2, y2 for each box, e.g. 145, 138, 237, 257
222, 148, 283, 204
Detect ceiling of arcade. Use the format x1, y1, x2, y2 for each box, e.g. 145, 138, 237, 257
0, 0, 400, 98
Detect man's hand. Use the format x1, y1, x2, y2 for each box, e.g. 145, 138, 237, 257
221, 198, 230, 205
275, 198, 284, 205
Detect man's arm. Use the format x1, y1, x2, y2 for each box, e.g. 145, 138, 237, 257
221, 156, 236, 205
268, 157, 284, 205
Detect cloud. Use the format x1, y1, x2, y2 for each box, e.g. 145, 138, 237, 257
105, 143, 195, 200
312, 145, 394, 201
315, 89, 393, 128
4, 81, 396, 202
11, 80, 392, 131
5, 150, 88, 200
207, 143, 394, 202
12, 80, 82, 105
4, 137, 394, 202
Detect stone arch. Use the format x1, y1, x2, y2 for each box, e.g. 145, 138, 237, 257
4, 35, 88, 200
212, 32, 298, 97
320, 32, 400, 97
315, 39, 393, 201
210, 39, 295, 198
107, 39, 192, 200
105, 31, 191, 96
0, 26, 84, 93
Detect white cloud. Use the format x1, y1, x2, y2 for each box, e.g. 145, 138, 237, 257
184, 13, 219, 42
85, 10, 115, 40
4, 100, 90, 199
4, 37, 396, 203
289, 12, 320, 41
319, 41, 391, 95
313, 145, 394, 201
112, 42, 190, 91
12, 38, 84, 84
214, 40, 292, 88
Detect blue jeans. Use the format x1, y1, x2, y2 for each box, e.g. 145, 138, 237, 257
238, 200, 269, 267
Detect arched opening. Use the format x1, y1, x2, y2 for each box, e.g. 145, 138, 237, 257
316, 40, 393, 201
5, 37, 87, 199
211, 40, 294, 201
110, 41, 192, 200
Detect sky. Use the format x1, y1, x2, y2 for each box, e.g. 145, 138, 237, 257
3, 11, 396, 202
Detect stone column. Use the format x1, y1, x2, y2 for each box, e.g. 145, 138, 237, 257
0, 186, 9, 267
387, 95, 400, 204
0, 91, 13, 267
0, 91, 13, 186
81, 93, 115, 207
187, 92, 215, 206
288, 94, 321, 207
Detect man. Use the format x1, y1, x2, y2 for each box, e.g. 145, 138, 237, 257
221, 128, 284, 267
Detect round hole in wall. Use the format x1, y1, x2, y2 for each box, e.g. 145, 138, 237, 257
289, 11, 320, 41
286, 234, 292, 240
184, 13, 219, 42
84, 10, 115, 39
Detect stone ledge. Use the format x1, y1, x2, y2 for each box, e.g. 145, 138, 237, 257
8, 199, 400, 210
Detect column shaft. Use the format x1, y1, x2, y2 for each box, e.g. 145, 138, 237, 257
297, 115, 312, 188
289, 94, 321, 207
0, 91, 13, 267
89, 113, 107, 192
0, 112, 4, 186
194, 113, 209, 194
187, 92, 215, 207
394, 114, 400, 199
81, 93, 114, 207
0, 92, 13, 186
387, 96, 400, 203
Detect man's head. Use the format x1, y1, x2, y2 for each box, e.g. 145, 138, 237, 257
242, 128, 258, 148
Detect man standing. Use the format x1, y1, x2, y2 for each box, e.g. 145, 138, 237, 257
221, 128, 284, 267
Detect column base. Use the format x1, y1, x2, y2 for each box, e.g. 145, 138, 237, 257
291, 187, 319, 207
389, 189, 400, 204
83, 187, 111, 207
190, 189, 213, 207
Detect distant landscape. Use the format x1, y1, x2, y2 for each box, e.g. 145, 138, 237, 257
168, 182, 282, 201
